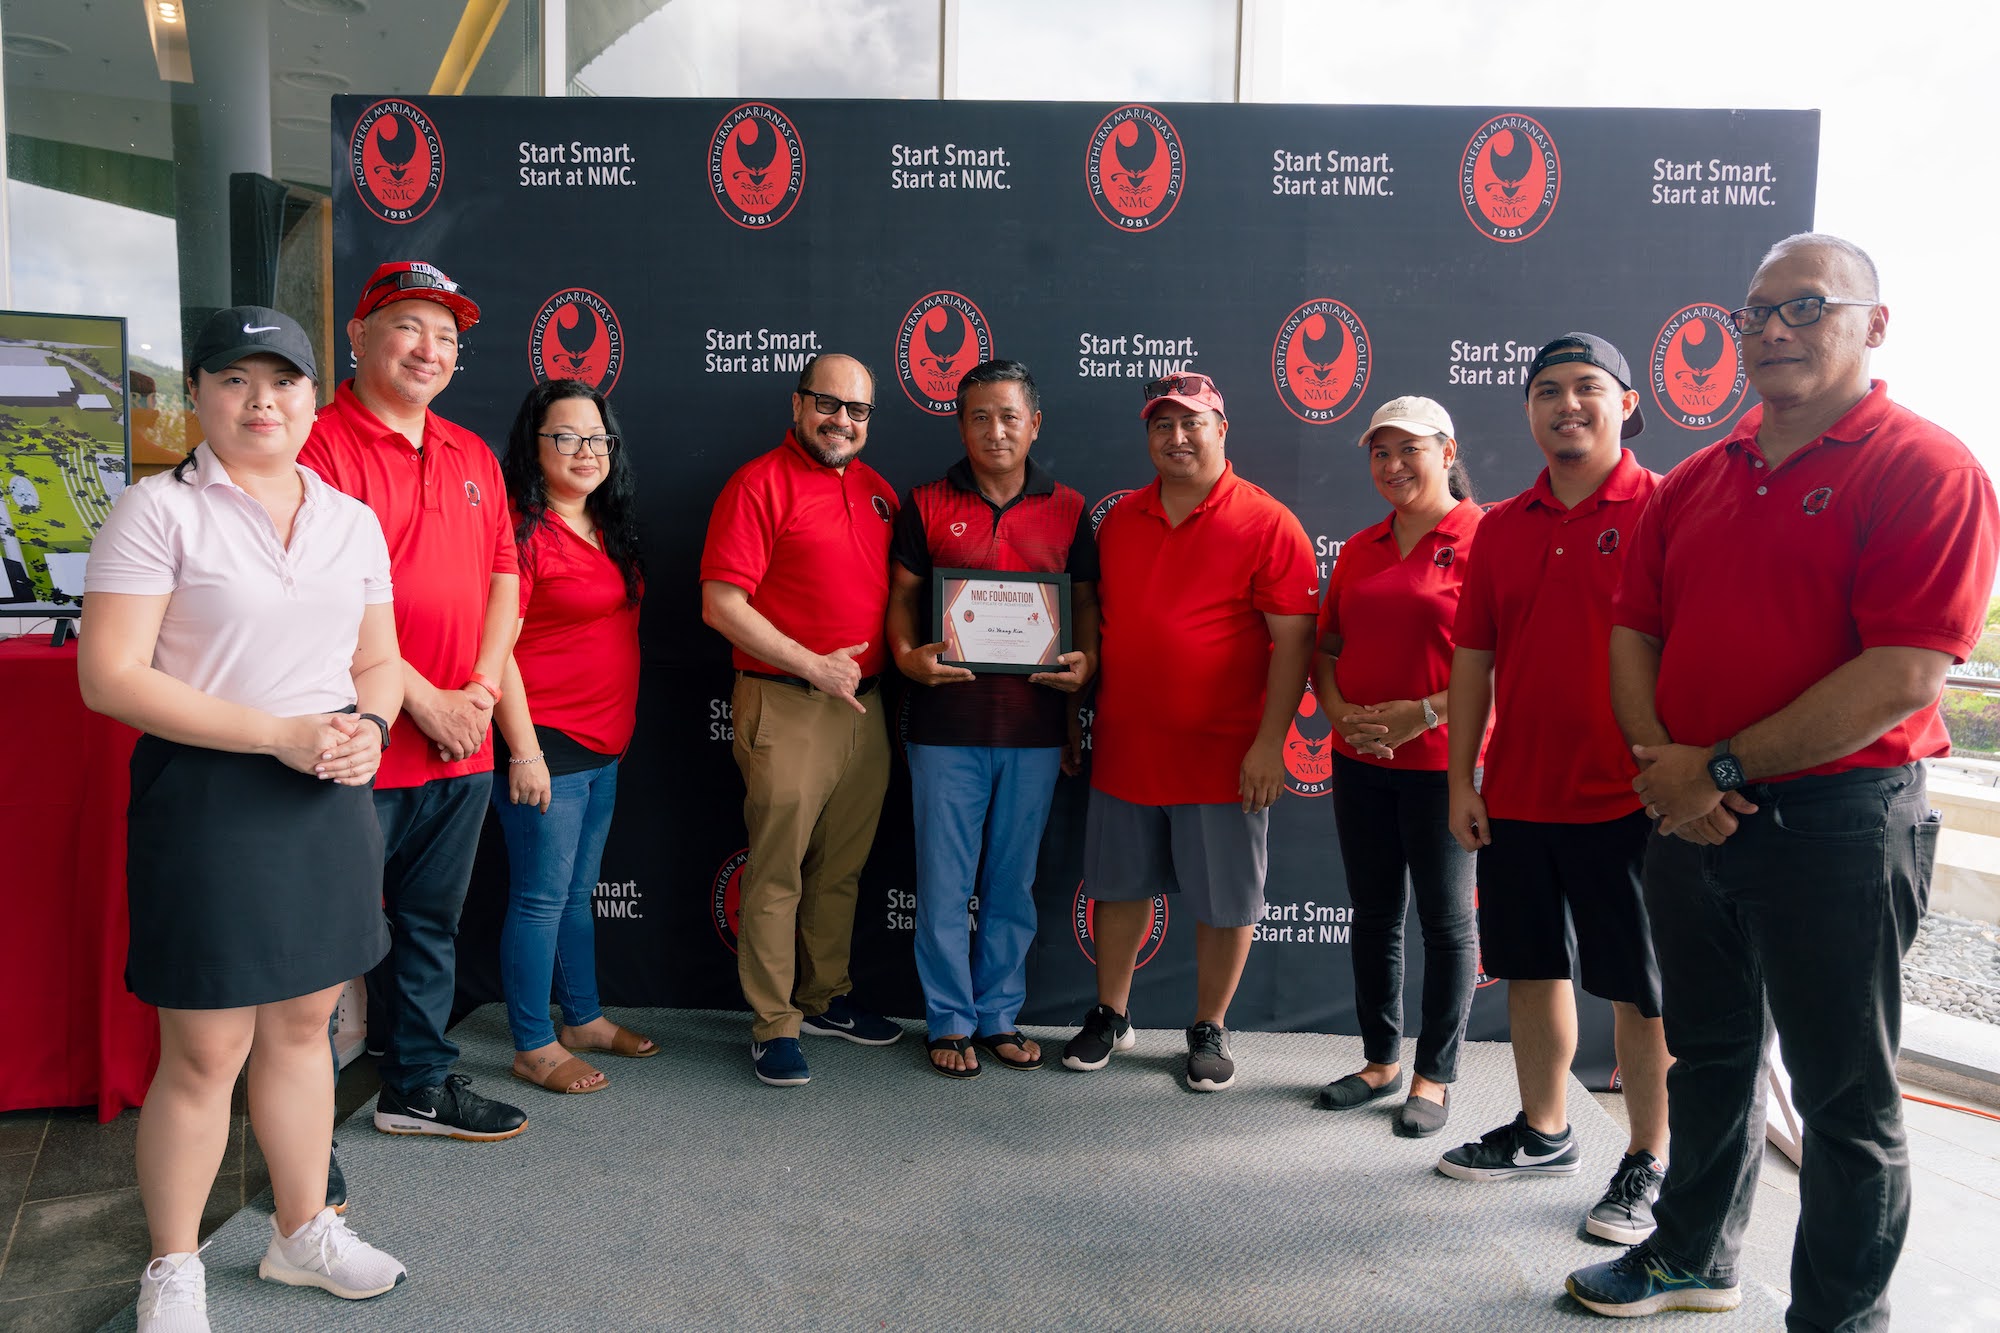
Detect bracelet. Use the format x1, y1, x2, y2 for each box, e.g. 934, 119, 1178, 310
466, 672, 502, 704
508, 751, 545, 766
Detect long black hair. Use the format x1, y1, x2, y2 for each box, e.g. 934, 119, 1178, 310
501, 378, 644, 603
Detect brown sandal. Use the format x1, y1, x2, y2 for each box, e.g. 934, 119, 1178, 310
511, 1054, 608, 1094
565, 1025, 657, 1058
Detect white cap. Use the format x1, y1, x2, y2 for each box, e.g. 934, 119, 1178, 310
1357, 395, 1455, 447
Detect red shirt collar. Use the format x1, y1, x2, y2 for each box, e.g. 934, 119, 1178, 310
1356, 494, 1482, 547
1131, 461, 1242, 519
1723, 379, 1892, 463
333, 379, 461, 452
1525, 447, 1645, 513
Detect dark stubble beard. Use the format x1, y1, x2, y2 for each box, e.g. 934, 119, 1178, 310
802, 429, 858, 468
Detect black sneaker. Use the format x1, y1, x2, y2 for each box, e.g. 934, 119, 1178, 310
1184, 1021, 1236, 1092
373, 1073, 527, 1141
1437, 1112, 1581, 1180
799, 995, 903, 1046
326, 1140, 347, 1214
1060, 1003, 1135, 1071
1586, 1151, 1665, 1243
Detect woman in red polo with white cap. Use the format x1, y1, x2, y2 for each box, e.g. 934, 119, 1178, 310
1310, 395, 1482, 1138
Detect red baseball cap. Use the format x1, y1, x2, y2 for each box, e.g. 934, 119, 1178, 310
1140, 372, 1226, 420
352, 260, 481, 331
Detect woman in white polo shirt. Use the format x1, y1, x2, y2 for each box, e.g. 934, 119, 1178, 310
80, 307, 407, 1331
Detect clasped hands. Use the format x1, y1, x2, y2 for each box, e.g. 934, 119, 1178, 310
1332, 698, 1430, 760
1630, 742, 1759, 845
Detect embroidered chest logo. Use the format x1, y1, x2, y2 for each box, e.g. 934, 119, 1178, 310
1803, 487, 1834, 516
1597, 528, 1620, 554
463, 480, 481, 507
949, 520, 968, 537
871, 494, 892, 522
1434, 545, 1456, 569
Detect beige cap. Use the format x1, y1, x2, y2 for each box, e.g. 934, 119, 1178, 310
1358, 395, 1454, 447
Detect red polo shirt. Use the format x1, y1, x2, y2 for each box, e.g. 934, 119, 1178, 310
700, 431, 898, 678
1093, 464, 1321, 806
1615, 381, 1997, 778
515, 512, 641, 756
299, 380, 518, 789
1454, 449, 1659, 822
1319, 497, 1483, 772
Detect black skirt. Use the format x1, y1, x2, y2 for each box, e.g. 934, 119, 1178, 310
125, 735, 390, 1010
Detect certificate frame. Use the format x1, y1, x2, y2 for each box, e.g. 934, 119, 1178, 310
933, 567, 1072, 674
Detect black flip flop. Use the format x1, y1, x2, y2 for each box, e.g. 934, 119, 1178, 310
974, 1031, 1044, 1071
927, 1036, 981, 1079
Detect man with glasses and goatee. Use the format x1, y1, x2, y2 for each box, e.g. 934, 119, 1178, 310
1566, 233, 1998, 1327
701, 355, 906, 1088
1062, 373, 1318, 1093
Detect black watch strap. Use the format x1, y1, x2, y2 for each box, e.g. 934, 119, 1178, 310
359, 712, 392, 750
1707, 738, 1745, 792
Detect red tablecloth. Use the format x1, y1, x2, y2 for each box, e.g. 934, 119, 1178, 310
0, 635, 157, 1120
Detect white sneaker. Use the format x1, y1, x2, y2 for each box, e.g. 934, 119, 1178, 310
257, 1206, 407, 1300
136, 1250, 210, 1333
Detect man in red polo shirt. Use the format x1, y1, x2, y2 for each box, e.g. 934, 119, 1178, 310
1061, 373, 1318, 1092
701, 353, 903, 1088
1443, 334, 1674, 1246
886, 359, 1099, 1079
1568, 235, 1997, 1326
299, 260, 527, 1143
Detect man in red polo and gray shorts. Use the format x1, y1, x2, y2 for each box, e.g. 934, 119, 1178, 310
1443, 334, 1675, 1246
1061, 373, 1318, 1092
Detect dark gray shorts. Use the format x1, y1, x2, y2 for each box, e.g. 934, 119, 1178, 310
1083, 788, 1269, 927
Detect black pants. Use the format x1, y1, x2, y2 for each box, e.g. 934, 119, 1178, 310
1329, 754, 1477, 1082
1646, 764, 1937, 1333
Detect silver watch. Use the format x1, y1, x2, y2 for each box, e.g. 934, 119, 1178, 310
1420, 697, 1439, 730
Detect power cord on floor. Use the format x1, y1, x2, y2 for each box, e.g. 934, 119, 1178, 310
1904, 1092, 2000, 1123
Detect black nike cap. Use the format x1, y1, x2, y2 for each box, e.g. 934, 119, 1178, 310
189, 305, 318, 381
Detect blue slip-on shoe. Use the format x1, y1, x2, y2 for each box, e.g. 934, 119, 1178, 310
800, 995, 904, 1045
1566, 1242, 1742, 1317
751, 1037, 811, 1086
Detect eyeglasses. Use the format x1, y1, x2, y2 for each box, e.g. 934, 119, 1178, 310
1727, 295, 1876, 334
801, 391, 873, 422
1143, 373, 1219, 402
538, 431, 619, 456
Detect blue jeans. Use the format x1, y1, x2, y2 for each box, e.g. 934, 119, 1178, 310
908, 744, 1063, 1038
489, 761, 619, 1052
1645, 765, 1935, 1332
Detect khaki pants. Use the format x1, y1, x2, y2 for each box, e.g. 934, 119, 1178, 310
731, 674, 890, 1041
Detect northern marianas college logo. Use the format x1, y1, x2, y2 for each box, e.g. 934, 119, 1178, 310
1272, 299, 1371, 425
1460, 114, 1559, 243
711, 850, 747, 954
708, 103, 804, 229
1650, 304, 1747, 431
896, 291, 993, 415
1085, 105, 1185, 232
350, 100, 444, 224
529, 289, 624, 393
1073, 883, 1169, 968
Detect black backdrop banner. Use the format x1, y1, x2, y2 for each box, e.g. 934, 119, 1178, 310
332, 96, 1817, 1088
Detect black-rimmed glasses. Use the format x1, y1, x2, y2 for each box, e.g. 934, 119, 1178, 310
801, 391, 873, 422
538, 431, 619, 456
1727, 295, 1876, 334
1143, 373, 1219, 402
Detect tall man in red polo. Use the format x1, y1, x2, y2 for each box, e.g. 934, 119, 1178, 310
299, 261, 527, 1141
701, 354, 904, 1088
1444, 334, 1674, 1246
1062, 374, 1318, 1092
1568, 234, 1997, 1326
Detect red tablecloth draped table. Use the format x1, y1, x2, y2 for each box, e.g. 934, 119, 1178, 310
0, 635, 157, 1120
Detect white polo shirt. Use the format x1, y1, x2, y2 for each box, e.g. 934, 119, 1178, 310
85, 443, 393, 716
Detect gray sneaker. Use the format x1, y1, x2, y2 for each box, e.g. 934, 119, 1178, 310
1586, 1150, 1665, 1243
257, 1207, 407, 1300
1185, 1021, 1236, 1091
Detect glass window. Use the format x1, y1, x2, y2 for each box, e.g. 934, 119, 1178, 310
571, 0, 941, 99
952, 0, 1235, 102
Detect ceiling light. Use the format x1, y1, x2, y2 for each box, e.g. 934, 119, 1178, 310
278, 68, 352, 91
1, 34, 71, 57
142, 1, 190, 82
156, 2, 181, 23
283, 0, 370, 15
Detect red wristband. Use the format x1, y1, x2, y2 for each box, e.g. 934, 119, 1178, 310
466, 672, 501, 704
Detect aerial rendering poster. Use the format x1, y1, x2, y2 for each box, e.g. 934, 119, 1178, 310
0, 310, 129, 615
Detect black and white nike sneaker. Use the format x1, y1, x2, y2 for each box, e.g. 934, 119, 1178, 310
373, 1074, 527, 1141
1436, 1111, 1580, 1180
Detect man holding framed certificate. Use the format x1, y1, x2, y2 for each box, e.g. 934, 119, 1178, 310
887, 359, 1100, 1079
1063, 373, 1319, 1092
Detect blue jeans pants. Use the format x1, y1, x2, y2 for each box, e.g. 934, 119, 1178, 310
1645, 765, 1936, 1332
907, 744, 1063, 1038
489, 761, 619, 1052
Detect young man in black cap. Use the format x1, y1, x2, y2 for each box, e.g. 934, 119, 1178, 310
1443, 334, 1675, 1245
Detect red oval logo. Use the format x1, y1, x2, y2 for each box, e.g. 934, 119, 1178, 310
350, 99, 444, 225
1283, 684, 1334, 798
1085, 105, 1186, 232
895, 291, 994, 415
711, 850, 747, 954
1272, 299, 1372, 425
1460, 114, 1559, 243
1073, 883, 1169, 969
708, 103, 804, 229
1650, 303, 1748, 431
529, 288, 624, 394
1088, 489, 1134, 533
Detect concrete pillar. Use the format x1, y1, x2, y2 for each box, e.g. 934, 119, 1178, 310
171, 0, 271, 336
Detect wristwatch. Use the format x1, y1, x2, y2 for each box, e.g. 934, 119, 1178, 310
1707, 738, 1745, 792
1420, 697, 1440, 730
359, 712, 393, 750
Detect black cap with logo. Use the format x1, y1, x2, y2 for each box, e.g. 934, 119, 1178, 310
189, 305, 318, 382
1524, 331, 1643, 438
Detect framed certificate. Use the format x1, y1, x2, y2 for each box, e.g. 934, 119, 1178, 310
933, 568, 1072, 673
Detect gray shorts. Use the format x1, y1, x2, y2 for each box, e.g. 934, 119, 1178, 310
1083, 788, 1269, 927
